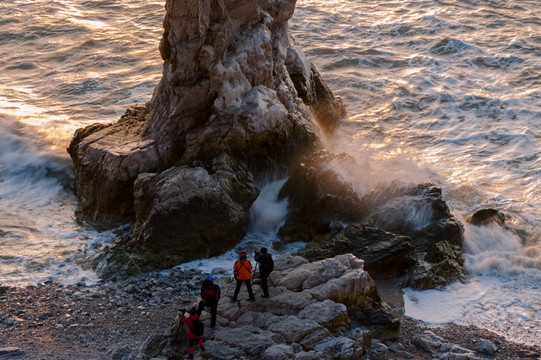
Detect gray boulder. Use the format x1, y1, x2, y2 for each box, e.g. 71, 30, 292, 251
476, 340, 498, 355
93, 154, 259, 276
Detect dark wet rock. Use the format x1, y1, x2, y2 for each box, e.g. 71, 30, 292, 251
288, 177, 464, 289
405, 240, 466, 290
360, 182, 463, 251
278, 150, 366, 243
299, 225, 417, 278
467, 208, 505, 227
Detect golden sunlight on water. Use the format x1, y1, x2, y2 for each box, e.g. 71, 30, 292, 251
0, 97, 94, 151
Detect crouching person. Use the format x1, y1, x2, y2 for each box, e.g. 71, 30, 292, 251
178, 307, 205, 359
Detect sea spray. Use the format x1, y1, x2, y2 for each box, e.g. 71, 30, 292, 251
404, 222, 541, 346
248, 180, 289, 234
177, 180, 305, 274
0, 120, 117, 285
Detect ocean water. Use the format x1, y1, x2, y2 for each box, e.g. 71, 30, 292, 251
0, 0, 539, 346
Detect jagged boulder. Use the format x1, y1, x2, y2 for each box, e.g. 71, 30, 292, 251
405, 240, 466, 290
92, 154, 259, 277
299, 225, 417, 278
278, 150, 366, 243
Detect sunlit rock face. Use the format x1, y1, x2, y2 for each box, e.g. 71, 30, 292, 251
68, 0, 344, 273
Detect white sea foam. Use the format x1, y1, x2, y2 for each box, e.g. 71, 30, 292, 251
176, 180, 305, 275
248, 180, 289, 234
404, 223, 541, 346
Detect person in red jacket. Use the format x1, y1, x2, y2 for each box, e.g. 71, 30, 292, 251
231, 250, 255, 302
178, 307, 205, 359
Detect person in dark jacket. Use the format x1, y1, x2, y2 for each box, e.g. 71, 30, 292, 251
178, 307, 205, 359
197, 275, 221, 328
231, 250, 255, 301
254, 247, 273, 298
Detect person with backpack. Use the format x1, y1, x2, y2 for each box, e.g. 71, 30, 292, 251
197, 275, 221, 328
254, 247, 273, 298
178, 307, 205, 359
231, 250, 255, 302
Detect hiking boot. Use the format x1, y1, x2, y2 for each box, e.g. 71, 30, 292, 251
261, 294, 269, 298
188, 354, 194, 360
201, 346, 205, 352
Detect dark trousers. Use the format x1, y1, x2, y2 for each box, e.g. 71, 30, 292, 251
233, 279, 254, 300
197, 300, 217, 328
260, 271, 269, 297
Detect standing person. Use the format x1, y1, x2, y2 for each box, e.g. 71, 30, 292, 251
231, 250, 255, 301
254, 247, 274, 298
178, 307, 205, 359
197, 275, 221, 328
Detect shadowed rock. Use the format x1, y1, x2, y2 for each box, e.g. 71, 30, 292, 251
467, 208, 505, 227
93, 154, 259, 278
300, 225, 417, 278
278, 150, 366, 243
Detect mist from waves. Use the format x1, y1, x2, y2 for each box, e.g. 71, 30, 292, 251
0, 119, 123, 285
176, 180, 305, 275
291, 0, 541, 346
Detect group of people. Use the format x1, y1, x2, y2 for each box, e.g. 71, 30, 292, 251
178, 247, 274, 359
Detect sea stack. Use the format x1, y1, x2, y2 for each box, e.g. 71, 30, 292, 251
68, 0, 345, 275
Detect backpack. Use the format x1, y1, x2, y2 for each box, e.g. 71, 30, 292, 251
192, 318, 204, 337
260, 254, 274, 274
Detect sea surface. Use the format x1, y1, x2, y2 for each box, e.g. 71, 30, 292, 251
0, 0, 539, 346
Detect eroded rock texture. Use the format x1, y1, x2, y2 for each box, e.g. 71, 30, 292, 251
68, 0, 344, 273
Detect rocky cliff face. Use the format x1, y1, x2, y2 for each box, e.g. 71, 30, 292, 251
68, 0, 344, 274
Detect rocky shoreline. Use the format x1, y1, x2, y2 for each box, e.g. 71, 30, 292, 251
1, 256, 539, 360
24, 0, 536, 359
